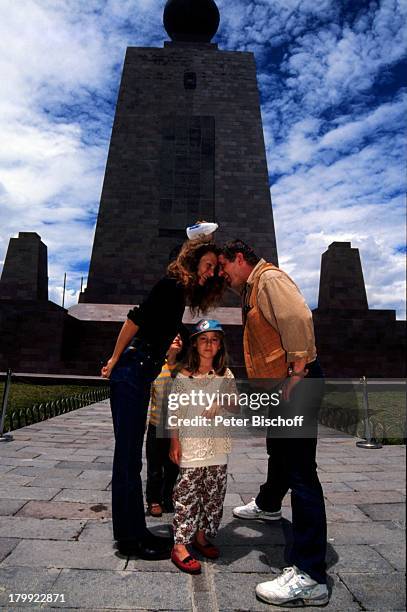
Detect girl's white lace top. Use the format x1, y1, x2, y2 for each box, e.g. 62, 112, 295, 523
170, 368, 237, 468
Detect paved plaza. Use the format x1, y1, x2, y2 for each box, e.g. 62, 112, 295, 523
0, 400, 405, 610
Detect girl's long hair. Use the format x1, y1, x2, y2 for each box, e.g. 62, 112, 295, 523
183, 332, 228, 376
167, 239, 225, 315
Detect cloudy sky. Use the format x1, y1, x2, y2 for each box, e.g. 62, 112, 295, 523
0, 0, 405, 318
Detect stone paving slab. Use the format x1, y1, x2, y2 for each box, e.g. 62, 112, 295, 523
326, 544, 395, 573
0, 567, 61, 609
0, 486, 61, 501
223, 493, 243, 507
226, 481, 267, 494
0, 538, 19, 563
0, 499, 28, 516
0, 400, 405, 611
0, 464, 14, 474
28, 475, 111, 490
325, 490, 405, 505
326, 521, 404, 545
348, 479, 406, 492
319, 462, 395, 472
16, 500, 111, 520
371, 542, 406, 570
358, 502, 405, 523
212, 544, 285, 573
318, 471, 372, 482
0, 474, 36, 486
77, 519, 113, 542
9, 466, 83, 478
52, 489, 111, 504
324, 505, 372, 523
338, 572, 406, 610
229, 472, 272, 483
2, 541, 126, 570
79, 469, 113, 481
56, 460, 112, 471
317, 482, 354, 492
215, 520, 288, 547
0, 457, 59, 468
0, 449, 42, 459
15, 447, 78, 459
0, 516, 84, 540
50, 569, 191, 609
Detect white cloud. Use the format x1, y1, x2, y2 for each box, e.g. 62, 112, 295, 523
0, 0, 405, 320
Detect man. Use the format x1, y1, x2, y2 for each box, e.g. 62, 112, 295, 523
218, 240, 328, 607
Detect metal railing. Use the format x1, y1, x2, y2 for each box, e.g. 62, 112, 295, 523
318, 378, 406, 446
0, 372, 110, 436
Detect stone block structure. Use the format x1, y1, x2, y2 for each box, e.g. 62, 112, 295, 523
0, 1, 405, 379
318, 242, 368, 311
313, 242, 406, 378
0, 233, 67, 372
80, 38, 277, 304
0, 233, 48, 301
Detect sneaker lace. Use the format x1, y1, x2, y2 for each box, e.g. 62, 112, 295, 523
245, 498, 260, 511
276, 566, 296, 586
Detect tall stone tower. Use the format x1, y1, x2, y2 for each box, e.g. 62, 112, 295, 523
80, 0, 278, 304
313, 242, 406, 377
318, 242, 368, 311
0, 232, 48, 301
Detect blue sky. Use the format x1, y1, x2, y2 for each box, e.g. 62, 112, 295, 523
0, 0, 405, 318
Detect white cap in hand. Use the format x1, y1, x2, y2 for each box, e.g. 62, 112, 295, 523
186, 222, 219, 240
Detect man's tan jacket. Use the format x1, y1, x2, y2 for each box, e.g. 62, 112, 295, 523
242, 260, 316, 380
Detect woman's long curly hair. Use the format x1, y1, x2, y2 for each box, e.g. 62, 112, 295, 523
167, 239, 225, 315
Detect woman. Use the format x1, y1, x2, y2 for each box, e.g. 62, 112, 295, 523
101, 239, 224, 560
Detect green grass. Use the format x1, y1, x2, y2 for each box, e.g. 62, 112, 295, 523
0, 383, 100, 414
0, 382, 110, 432
320, 387, 406, 444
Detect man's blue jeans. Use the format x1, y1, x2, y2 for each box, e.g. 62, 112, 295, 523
109, 348, 162, 542
255, 360, 327, 584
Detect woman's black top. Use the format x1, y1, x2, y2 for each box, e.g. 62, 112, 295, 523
127, 276, 186, 361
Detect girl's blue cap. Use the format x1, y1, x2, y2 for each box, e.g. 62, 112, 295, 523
191, 319, 224, 337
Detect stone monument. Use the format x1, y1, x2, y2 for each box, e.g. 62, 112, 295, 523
0, 233, 67, 372
313, 242, 406, 377
80, 0, 278, 305
0, 233, 48, 301
0, 4, 405, 378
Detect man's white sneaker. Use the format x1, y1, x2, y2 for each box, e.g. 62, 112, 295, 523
232, 498, 282, 521
255, 566, 329, 607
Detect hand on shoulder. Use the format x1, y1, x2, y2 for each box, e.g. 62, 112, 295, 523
179, 368, 192, 377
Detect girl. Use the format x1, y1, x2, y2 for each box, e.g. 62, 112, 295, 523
101, 241, 224, 559
169, 319, 237, 574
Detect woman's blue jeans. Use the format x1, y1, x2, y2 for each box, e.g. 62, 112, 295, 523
109, 348, 162, 542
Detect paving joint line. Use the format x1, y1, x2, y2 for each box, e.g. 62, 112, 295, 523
371, 545, 402, 573
337, 574, 366, 611
72, 519, 88, 541
191, 562, 218, 612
